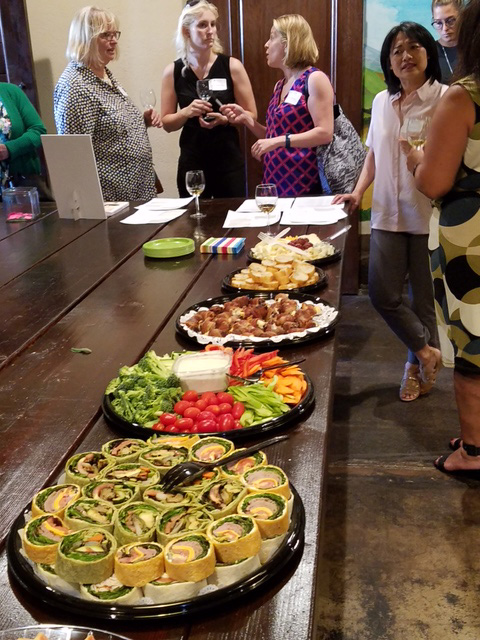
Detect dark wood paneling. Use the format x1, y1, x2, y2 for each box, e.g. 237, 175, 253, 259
336, 0, 364, 133
0, 0, 38, 107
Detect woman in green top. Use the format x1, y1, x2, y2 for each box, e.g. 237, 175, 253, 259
0, 83, 47, 190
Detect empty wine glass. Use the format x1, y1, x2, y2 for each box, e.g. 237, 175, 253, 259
196, 80, 214, 122
140, 88, 156, 110
186, 170, 206, 219
406, 117, 430, 150
255, 183, 278, 236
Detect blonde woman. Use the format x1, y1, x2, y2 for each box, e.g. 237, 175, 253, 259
431, 0, 462, 83
54, 6, 162, 201
221, 14, 334, 197
161, 0, 256, 198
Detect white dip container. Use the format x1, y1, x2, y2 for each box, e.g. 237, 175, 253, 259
172, 351, 232, 393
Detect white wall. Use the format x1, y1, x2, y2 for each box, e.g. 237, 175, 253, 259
25, 0, 184, 196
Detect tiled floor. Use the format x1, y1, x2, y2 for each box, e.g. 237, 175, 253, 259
314, 294, 480, 640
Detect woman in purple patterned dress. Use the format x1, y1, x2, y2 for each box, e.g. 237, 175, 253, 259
220, 14, 334, 197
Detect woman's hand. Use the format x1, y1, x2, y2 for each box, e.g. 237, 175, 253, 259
251, 137, 282, 161
0, 144, 10, 161
406, 148, 424, 174
332, 192, 361, 214
198, 112, 228, 129
183, 99, 212, 120
144, 109, 163, 128
220, 103, 253, 127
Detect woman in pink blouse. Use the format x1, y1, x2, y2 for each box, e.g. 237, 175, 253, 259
334, 23, 446, 402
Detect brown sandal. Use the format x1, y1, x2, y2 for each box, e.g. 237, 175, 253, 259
399, 365, 420, 402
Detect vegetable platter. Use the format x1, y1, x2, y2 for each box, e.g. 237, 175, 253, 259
0, 627, 131, 640
176, 292, 339, 348
248, 233, 341, 266
7, 435, 305, 621
102, 347, 314, 441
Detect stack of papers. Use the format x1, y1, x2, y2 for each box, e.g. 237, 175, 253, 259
223, 198, 294, 228
120, 196, 193, 225
282, 196, 347, 225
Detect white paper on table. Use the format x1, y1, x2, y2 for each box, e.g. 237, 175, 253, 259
223, 209, 282, 228
120, 209, 187, 225
135, 196, 194, 211
291, 195, 343, 209
280, 207, 348, 225
235, 198, 294, 213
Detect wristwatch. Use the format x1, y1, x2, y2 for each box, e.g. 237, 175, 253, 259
285, 133, 291, 149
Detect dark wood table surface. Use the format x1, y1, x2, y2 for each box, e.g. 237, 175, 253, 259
0, 199, 346, 638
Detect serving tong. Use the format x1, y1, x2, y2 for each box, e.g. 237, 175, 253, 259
160, 434, 288, 491
226, 357, 306, 384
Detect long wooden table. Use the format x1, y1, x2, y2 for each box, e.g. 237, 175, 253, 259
0, 199, 345, 638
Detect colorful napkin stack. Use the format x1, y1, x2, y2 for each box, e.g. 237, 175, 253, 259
200, 237, 246, 254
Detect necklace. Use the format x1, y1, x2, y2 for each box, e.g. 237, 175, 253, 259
441, 44, 453, 75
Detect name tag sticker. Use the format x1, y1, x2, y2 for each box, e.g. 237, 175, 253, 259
285, 90, 302, 105
209, 78, 227, 91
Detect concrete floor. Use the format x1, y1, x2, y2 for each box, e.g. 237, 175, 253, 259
315, 294, 480, 640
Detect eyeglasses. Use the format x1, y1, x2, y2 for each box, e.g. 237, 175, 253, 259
185, 0, 201, 6
431, 17, 457, 29
98, 31, 121, 41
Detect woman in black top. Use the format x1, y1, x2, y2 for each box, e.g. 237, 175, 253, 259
431, 0, 462, 83
161, 0, 256, 198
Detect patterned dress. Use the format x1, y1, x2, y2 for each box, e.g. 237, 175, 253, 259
429, 76, 480, 373
54, 62, 156, 202
263, 68, 321, 197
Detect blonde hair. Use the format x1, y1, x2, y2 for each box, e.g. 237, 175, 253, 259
431, 0, 463, 12
175, 1, 223, 72
66, 6, 119, 68
273, 14, 318, 69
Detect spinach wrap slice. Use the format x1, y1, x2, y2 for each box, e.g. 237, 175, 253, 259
114, 501, 160, 545
55, 528, 117, 584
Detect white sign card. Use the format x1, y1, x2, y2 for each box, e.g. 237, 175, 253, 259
41, 134, 107, 220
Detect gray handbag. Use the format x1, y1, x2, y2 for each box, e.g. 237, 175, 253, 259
316, 104, 366, 195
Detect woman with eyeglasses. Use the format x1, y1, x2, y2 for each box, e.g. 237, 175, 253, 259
333, 23, 446, 402
161, 0, 256, 198
431, 0, 462, 83
54, 6, 162, 202
407, 0, 480, 475
220, 14, 334, 197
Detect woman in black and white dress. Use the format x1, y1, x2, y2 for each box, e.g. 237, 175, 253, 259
54, 6, 162, 202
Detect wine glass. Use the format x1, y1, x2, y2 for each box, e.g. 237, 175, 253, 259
406, 117, 430, 150
255, 183, 278, 236
196, 80, 214, 122
140, 88, 156, 110
186, 170, 206, 219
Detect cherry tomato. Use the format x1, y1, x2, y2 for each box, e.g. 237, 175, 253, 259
151, 422, 165, 431
217, 392, 234, 405
184, 406, 201, 420
206, 404, 220, 417
159, 413, 177, 426
173, 400, 192, 416
197, 410, 217, 422
164, 424, 178, 432
182, 390, 199, 402
218, 414, 235, 431
233, 420, 243, 430
190, 424, 199, 433
176, 417, 194, 431
196, 419, 217, 433
218, 402, 232, 415
231, 402, 245, 420
201, 392, 217, 405
194, 399, 208, 411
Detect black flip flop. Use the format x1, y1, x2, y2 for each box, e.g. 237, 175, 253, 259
434, 453, 480, 478
449, 437, 462, 451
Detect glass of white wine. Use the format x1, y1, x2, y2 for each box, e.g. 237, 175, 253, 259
196, 80, 214, 122
406, 117, 430, 150
186, 170, 206, 218
140, 88, 156, 110
255, 183, 278, 236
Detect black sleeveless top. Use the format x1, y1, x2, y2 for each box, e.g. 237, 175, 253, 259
173, 54, 243, 168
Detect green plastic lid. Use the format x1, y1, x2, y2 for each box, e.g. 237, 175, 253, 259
142, 237, 195, 259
